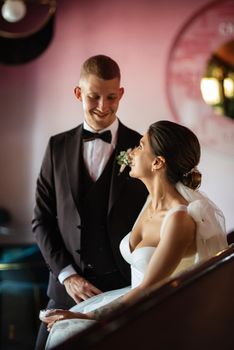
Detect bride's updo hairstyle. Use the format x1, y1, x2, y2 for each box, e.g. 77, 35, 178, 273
148, 120, 202, 190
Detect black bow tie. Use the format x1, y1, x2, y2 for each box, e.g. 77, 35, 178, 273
82, 129, 112, 144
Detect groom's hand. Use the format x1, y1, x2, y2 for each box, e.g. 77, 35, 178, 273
64, 274, 102, 304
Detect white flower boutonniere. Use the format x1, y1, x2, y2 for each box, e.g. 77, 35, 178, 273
116, 148, 132, 174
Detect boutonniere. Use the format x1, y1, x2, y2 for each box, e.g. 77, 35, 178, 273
116, 148, 132, 174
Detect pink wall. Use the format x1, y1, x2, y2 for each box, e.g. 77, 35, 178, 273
0, 0, 233, 243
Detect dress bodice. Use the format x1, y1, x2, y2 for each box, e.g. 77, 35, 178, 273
120, 233, 155, 288
119, 204, 196, 289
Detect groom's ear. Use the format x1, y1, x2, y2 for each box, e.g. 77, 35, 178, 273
152, 156, 165, 172
74, 86, 82, 101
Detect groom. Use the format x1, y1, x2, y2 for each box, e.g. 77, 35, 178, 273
32, 54, 148, 349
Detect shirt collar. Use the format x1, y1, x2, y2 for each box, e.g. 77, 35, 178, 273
83, 118, 119, 146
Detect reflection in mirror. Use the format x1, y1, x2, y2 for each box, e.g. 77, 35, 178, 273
200, 40, 234, 120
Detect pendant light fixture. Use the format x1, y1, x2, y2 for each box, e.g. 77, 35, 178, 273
1, 0, 27, 23
0, 0, 57, 64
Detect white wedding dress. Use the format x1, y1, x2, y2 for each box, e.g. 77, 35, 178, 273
45, 183, 228, 349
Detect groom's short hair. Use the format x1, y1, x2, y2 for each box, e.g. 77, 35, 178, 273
80, 55, 121, 81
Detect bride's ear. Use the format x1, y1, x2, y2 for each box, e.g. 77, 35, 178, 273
151, 156, 165, 172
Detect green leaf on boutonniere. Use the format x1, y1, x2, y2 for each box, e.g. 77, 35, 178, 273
116, 148, 132, 174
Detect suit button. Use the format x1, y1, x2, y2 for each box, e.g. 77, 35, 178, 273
46, 263, 52, 272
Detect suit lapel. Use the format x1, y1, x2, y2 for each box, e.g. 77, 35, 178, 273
64, 122, 137, 215
65, 125, 83, 212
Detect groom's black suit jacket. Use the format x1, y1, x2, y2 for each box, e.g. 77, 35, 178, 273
32, 121, 148, 305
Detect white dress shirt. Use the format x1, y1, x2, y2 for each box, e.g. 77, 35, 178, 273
58, 118, 119, 284
82, 118, 118, 181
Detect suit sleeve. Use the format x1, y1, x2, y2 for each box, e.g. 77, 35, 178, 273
32, 137, 78, 278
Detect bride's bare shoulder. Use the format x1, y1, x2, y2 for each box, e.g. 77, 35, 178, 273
163, 209, 196, 243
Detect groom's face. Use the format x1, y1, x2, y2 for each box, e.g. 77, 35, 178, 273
74, 74, 124, 131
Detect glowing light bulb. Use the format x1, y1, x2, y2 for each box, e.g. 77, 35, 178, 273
200, 78, 222, 104
224, 77, 234, 98
1, 0, 26, 23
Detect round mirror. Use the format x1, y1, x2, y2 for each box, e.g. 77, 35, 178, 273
166, 0, 234, 155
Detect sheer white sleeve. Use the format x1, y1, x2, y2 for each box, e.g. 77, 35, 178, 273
176, 182, 228, 261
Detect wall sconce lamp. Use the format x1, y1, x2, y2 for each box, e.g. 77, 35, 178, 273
0, 0, 57, 64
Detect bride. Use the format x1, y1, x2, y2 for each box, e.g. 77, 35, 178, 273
42, 120, 228, 348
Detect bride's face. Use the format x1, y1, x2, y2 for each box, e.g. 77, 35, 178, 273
129, 133, 155, 179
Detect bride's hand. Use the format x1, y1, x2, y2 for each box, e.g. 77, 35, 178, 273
41, 309, 89, 331
64, 274, 102, 303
